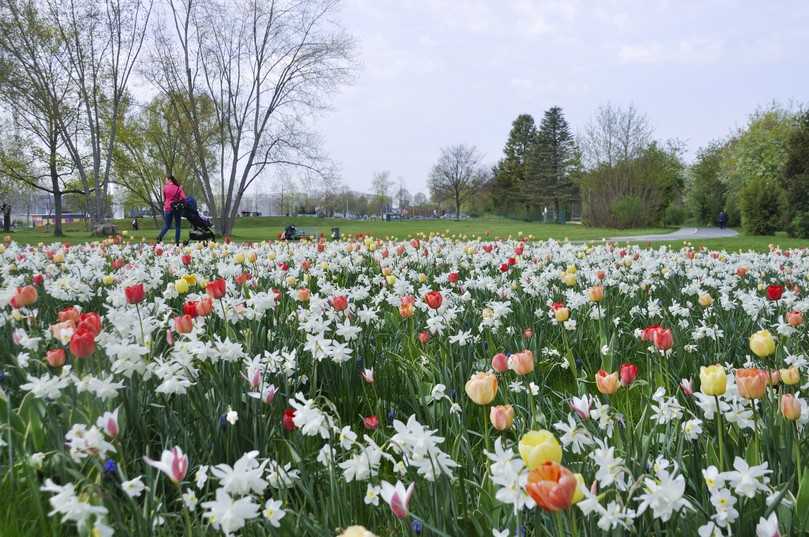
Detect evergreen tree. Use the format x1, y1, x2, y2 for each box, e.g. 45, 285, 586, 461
781, 111, 809, 237
527, 106, 579, 219
686, 142, 727, 225
493, 114, 537, 214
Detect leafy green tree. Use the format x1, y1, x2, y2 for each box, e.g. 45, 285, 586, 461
579, 142, 683, 228
525, 106, 579, 219
492, 114, 536, 215
686, 142, 727, 225
113, 93, 215, 217
780, 111, 809, 237
739, 176, 787, 235
721, 106, 795, 227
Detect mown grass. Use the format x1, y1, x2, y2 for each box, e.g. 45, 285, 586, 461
5, 215, 669, 244
4, 215, 809, 251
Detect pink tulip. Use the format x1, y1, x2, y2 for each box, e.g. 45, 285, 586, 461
381, 480, 414, 519
491, 353, 509, 373
144, 446, 189, 484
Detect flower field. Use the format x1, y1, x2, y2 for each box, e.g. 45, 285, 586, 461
1, 235, 808, 537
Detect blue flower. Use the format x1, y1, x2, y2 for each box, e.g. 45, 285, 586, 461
103, 459, 118, 476
410, 519, 423, 535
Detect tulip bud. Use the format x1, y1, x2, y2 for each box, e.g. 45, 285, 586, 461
490, 405, 515, 431
749, 329, 776, 358
786, 310, 804, 327
699, 365, 727, 396
595, 370, 619, 395
780, 366, 801, 385
619, 363, 638, 386
464, 372, 498, 405
780, 394, 802, 421
491, 353, 509, 373
46, 348, 66, 368
698, 293, 713, 307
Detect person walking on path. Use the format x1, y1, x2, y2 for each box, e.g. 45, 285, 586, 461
156, 175, 186, 245
718, 210, 728, 230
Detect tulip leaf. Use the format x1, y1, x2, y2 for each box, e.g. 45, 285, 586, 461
795, 469, 809, 531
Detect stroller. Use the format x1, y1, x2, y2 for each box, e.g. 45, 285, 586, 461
182, 196, 215, 244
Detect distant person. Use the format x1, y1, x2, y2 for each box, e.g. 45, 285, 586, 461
131, 217, 139, 231
156, 175, 186, 245
718, 210, 728, 230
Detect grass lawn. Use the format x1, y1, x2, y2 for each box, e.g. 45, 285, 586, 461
3, 215, 809, 251
4, 215, 671, 244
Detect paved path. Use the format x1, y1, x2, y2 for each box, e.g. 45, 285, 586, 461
608, 227, 738, 242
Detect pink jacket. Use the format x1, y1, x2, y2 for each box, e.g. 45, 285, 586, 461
163, 182, 186, 211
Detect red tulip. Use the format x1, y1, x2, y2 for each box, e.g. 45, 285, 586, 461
78, 312, 102, 337
183, 301, 199, 318
767, 285, 785, 301
483, 244, 493, 253
424, 291, 443, 310
206, 278, 226, 299
69, 327, 96, 358
619, 363, 638, 386
181, 254, 192, 266
331, 295, 349, 312
641, 324, 661, 342
125, 283, 145, 305
418, 331, 430, 344
32, 274, 44, 286
652, 328, 673, 351
448, 272, 459, 284
499, 263, 509, 272
282, 408, 296, 431
362, 415, 379, 430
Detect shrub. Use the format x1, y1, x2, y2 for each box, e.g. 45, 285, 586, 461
663, 205, 686, 226
610, 196, 643, 228
788, 211, 809, 239
739, 176, 787, 235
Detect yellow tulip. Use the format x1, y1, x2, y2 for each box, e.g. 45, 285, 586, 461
102, 274, 115, 286
233, 252, 245, 264
418, 273, 428, 283
699, 365, 727, 396
780, 366, 801, 385
386, 275, 397, 286
519, 430, 562, 470
698, 293, 713, 307
561, 272, 576, 287
338, 526, 378, 537
183, 274, 197, 286
175, 278, 189, 294
749, 329, 775, 357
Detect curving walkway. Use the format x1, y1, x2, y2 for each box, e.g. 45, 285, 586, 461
608, 227, 738, 242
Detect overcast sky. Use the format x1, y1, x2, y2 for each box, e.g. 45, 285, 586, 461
318, 0, 809, 195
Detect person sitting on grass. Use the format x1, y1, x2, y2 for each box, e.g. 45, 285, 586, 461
156, 175, 186, 245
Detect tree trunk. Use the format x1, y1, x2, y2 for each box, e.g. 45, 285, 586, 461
2, 205, 10, 232
455, 191, 461, 220
50, 143, 64, 237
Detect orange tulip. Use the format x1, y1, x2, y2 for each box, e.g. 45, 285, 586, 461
525, 462, 577, 512
786, 310, 804, 327
595, 369, 619, 395
509, 350, 535, 376
489, 405, 515, 431
399, 303, 414, 318
587, 285, 604, 302
780, 394, 801, 421
736, 368, 768, 399
196, 297, 214, 316
173, 314, 194, 334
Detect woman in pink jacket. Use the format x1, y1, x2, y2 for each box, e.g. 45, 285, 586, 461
156, 175, 186, 245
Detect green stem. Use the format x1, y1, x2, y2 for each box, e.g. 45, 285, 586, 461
715, 395, 725, 470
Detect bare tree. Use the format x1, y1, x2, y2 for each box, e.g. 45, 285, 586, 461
150, 0, 354, 235
580, 103, 652, 168
370, 170, 392, 215
428, 144, 486, 220
0, 0, 81, 236
44, 0, 153, 226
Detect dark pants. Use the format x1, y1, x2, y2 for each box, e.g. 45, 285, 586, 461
157, 209, 182, 244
